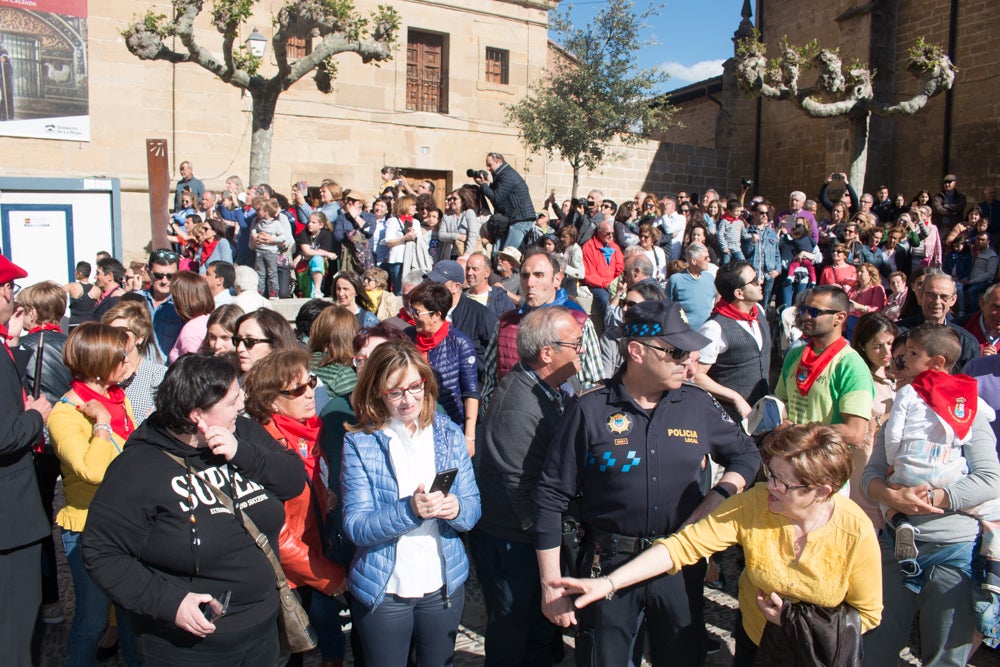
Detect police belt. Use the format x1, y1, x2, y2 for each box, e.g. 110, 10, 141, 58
586, 526, 662, 556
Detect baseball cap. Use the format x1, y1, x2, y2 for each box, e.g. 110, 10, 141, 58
0, 255, 28, 284
425, 260, 464, 285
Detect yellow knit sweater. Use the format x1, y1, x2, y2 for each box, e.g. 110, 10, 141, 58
655, 484, 882, 644
49, 399, 134, 532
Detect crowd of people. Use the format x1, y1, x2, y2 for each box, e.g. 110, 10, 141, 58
1, 155, 1000, 667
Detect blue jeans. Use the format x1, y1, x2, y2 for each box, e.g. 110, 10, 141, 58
503, 221, 535, 252
351, 585, 464, 666
470, 531, 558, 666
62, 530, 141, 667
589, 287, 611, 329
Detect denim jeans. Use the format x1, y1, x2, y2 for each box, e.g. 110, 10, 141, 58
62, 530, 141, 667
351, 585, 464, 666
503, 221, 535, 252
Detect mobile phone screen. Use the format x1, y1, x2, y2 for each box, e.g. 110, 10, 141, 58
429, 468, 458, 495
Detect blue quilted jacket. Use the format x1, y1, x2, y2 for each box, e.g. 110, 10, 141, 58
341, 413, 481, 610
426, 327, 479, 426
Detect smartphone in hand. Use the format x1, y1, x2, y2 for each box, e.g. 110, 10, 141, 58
202, 590, 231, 622
429, 468, 458, 496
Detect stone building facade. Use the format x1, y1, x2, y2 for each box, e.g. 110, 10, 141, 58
665, 0, 1000, 209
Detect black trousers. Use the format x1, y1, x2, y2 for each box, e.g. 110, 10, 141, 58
575, 551, 707, 667
0, 541, 42, 666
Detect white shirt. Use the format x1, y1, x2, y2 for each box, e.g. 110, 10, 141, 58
697, 307, 764, 365
384, 419, 444, 597
659, 213, 686, 260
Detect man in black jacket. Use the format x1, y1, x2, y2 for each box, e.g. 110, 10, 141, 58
475, 152, 536, 250
0, 256, 52, 664
473, 306, 582, 665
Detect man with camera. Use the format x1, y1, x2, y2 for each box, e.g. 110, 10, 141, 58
474, 153, 536, 251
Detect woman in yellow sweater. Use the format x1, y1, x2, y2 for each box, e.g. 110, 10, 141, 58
555, 423, 882, 665
49, 322, 141, 666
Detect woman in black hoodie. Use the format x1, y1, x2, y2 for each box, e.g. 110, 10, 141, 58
82, 354, 306, 666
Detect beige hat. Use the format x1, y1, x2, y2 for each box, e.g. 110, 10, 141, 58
497, 246, 523, 266
344, 189, 369, 202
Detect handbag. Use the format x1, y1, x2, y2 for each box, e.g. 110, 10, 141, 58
162, 452, 318, 653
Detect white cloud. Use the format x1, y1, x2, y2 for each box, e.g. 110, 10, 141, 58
658, 59, 726, 85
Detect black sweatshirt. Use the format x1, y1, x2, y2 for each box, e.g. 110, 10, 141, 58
82, 415, 306, 637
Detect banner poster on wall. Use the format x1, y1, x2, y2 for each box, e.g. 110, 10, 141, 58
0, 0, 88, 141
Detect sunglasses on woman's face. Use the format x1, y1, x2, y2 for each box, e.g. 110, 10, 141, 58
279, 374, 318, 397
233, 336, 272, 350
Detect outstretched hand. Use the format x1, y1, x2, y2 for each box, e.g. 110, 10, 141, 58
550, 575, 611, 611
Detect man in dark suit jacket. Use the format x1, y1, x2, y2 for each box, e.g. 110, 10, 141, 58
0, 256, 52, 664
475, 152, 536, 250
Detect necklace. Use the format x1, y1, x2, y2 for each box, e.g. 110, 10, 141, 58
791, 501, 833, 559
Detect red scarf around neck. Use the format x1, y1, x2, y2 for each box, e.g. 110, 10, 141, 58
397, 307, 415, 325
28, 323, 62, 335
270, 413, 322, 458
713, 300, 758, 323
71, 380, 133, 439
794, 337, 848, 396
201, 238, 219, 261
415, 321, 449, 356
910, 370, 978, 440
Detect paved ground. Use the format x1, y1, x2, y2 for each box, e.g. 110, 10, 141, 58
37, 490, 1000, 666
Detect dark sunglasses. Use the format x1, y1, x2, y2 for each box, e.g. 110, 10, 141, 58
798, 305, 841, 318
279, 374, 318, 397
151, 272, 177, 281
233, 336, 273, 350
636, 340, 689, 361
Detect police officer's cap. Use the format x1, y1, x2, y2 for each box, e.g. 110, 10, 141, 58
622, 300, 710, 352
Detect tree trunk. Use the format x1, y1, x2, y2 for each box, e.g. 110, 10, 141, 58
571, 164, 580, 200
846, 112, 871, 195
248, 87, 278, 186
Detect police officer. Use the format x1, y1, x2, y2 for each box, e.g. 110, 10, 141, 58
533, 300, 760, 666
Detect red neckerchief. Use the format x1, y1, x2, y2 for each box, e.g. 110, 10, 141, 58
399, 215, 414, 225
71, 380, 133, 439
398, 307, 415, 325
270, 413, 322, 461
27, 323, 62, 335
415, 321, 449, 356
201, 238, 219, 261
713, 301, 757, 323
795, 337, 848, 396
911, 370, 978, 439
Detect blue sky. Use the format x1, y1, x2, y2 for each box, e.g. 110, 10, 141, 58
556, 0, 749, 92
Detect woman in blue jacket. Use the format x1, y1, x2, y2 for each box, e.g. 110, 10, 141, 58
406, 282, 479, 456
342, 340, 480, 666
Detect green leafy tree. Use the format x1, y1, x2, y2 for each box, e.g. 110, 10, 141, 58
506, 0, 673, 198
122, 0, 400, 184
734, 33, 956, 190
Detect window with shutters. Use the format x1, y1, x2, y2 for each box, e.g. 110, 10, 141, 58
406, 30, 448, 114
286, 35, 311, 61
485, 47, 509, 85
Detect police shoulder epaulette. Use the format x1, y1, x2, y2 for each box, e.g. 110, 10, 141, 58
577, 381, 607, 397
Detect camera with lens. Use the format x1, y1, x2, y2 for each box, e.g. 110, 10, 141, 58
742, 178, 754, 188
466, 168, 488, 180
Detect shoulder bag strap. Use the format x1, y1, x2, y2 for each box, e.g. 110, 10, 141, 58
162, 451, 289, 588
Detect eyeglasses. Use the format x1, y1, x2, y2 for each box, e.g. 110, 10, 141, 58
352, 355, 368, 369
798, 305, 842, 318
924, 291, 955, 302
382, 378, 426, 401
551, 339, 584, 353
279, 374, 318, 398
408, 306, 435, 318
5, 281, 21, 297
636, 340, 689, 361
150, 249, 180, 263
151, 272, 177, 281
622, 300, 642, 311
445, 197, 459, 202
741, 274, 762, 288
763, 463, 810, 493
756, 210, 769, 216
233, 336, 273, 350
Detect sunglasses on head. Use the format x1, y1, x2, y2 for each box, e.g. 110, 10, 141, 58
279, 374, 318, 397
150, 249, 180, 263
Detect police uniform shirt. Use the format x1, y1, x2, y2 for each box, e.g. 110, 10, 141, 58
533, 375, 761, 550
